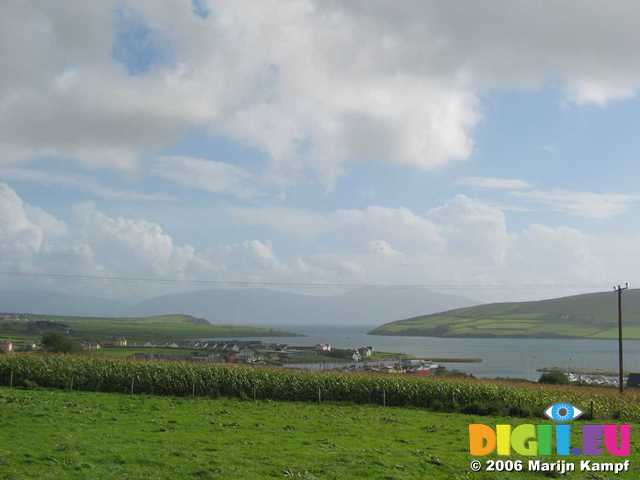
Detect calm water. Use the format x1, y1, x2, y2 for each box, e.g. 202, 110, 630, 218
211, 325, 640, 380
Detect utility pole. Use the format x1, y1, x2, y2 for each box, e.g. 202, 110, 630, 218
614, 283, 629, 394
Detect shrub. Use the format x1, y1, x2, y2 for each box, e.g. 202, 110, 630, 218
41, 333, 81, 354
538, 370, 569, 385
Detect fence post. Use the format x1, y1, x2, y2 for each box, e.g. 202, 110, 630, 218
69, 377, 74, 390
9, 370, 13, 388
192, 382, 196, 398
253, 384, 257, 402
382, 388, 386, 407
590, 400, 594, 419
317, 386, 321, 404
130, 377, 134, 395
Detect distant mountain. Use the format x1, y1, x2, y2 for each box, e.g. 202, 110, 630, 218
370, 289, 640, 339
128, 286, 477, 327
0, 290, 127, 317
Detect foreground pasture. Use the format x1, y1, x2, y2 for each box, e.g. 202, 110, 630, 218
1, 387, 639, 479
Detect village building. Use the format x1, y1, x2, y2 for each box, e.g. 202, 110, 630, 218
23, 342, 40, 351
236, 348, 262, 363
0, 339, 13, 353
357, 346, 373, 358
101, 337, 127, 348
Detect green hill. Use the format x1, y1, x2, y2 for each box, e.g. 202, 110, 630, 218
370, 289, 640, 339
0, 313, 299, 342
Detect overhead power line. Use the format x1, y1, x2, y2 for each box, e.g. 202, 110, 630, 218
0, 270, 618, 290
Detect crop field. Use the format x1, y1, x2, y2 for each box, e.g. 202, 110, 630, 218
2, 355, 640, 422
0, 387, 638, 480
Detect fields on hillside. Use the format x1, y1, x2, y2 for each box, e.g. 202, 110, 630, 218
371, 289, 640, 339
0, 387, 638, 479
0, 313, 299, 344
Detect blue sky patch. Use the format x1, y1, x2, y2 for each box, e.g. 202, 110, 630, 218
192, 0, 211, 19
112, 7, 174, 75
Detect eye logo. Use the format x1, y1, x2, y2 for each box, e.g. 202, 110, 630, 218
544, 403, 583, 422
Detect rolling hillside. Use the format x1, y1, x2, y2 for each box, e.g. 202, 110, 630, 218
0, 313, 299, 342
370, 289, 640, 339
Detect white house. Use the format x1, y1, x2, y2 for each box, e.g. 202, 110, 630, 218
82, 342, 101, 351
0, 340, 13, 353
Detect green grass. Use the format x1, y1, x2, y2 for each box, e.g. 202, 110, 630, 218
371, 288, 640, 339
88, 347, 201, 358
0, 313, 300, 342
0, 387, 638, 479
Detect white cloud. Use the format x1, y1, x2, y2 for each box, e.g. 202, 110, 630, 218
427, 195, 509, 266
458, 176, 531, 190
512, 190, 640, 219
3, 181, 640, 301
0, 168, 171, 201
457, 177, 640, 220
152, 156, 260, 199
368, 240, 402, 258
231, 204, 445, 253
569, 79, 636, 106
3, 1, 640, 188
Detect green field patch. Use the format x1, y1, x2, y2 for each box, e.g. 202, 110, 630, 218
0, 313, 300, 342
590, 326, 640, 340
371, 289, 640, 339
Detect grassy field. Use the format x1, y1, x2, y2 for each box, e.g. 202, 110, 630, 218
371, 288, 640, 339
0, 387, 637, 479
88, 347, 201, 358
0, 313, 299, 344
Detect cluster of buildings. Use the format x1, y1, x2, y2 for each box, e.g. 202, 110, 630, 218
0, 333, 442, 378
80, 337, 128, 350
128, 341, 339, 364
0, 339, 41, 353
344, 358, 442, 376
568, 372, 627, 387
124, 341, 382, 367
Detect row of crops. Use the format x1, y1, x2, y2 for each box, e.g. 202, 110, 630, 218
0, 354, 638, 420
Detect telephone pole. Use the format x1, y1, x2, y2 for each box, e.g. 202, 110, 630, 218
614, 283, 629, 394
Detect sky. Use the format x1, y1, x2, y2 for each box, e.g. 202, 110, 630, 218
2, 1, 640, 303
